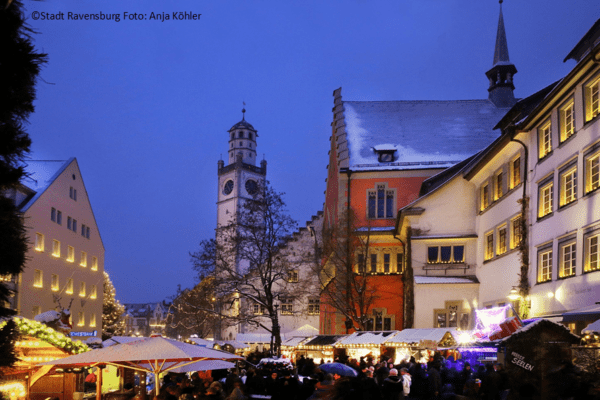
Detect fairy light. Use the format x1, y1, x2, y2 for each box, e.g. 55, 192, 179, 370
0, 382, 26, 399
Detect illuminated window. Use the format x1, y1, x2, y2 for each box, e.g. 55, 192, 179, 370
537, 249, 553, 283
510, 215, 522, 249
560, 167, 577, 207
559, 100, 575, 142
585, 150, 600, 194
495, 171, 504, 200
367, 184, 395, 219
308, 298, 320, 315
33, 269, 43, 288
538, 121, 552, 159
485, 232, 494, 260
52, 240, 60, 257
51, 274, 59, 291
287, 270, 298, 283
280, 298, 293, 315
66, 278, 73, 294
90, 285, 97, 299
79, 281, 86, 297
80, 252, 87, 267
90, 313, 97, 327
497, 225, 507, 255
35, 233, 45, 252
91, 256, 98, 271
585, 233, 599, 273
510, 156, 521, 189
481, 183, 490, 210
428, 245, 464, 263
67, 246, 75, 262
584, 75, 600, 122
538, 180, 554, 218
78, 312, 85, 327
559, 242, 576, 278
253, 303, 266, 315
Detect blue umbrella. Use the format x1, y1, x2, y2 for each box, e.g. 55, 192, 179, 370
318, 362, 358, 377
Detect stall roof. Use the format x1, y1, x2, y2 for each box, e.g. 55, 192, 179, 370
301, 335, 345, 347
282, 337, 310, 347
338, 331, 398, 346
499, 318, 579, 343
562, 304, 600, 323
385, 328, 457, 344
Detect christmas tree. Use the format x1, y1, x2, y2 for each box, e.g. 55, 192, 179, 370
102, 272, 125, 340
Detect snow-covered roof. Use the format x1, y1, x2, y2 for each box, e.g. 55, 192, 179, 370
385, 328, 457, 344
500, 318, 579, 343
20, 159, 72, 212
342, 100, 509, 171
34, 310, 61, 323
285, 324, 319, 337
583, 319, 600, 334
337, 331, 397, 346
282, 337, 310, 347
414, 276, 479, 284
237, 333, 286, 343
187, 337, 214, 347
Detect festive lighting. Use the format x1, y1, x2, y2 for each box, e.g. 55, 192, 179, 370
0, 382, 26, 399
474, 306, 510, 339
1, 317, 89, 354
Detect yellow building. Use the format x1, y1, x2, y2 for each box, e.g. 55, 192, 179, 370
5, 158, 104, 339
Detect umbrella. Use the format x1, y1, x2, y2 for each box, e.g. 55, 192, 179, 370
318, 362, 358, 377
38, 336, 243, 399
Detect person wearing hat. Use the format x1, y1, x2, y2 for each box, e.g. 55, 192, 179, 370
382, 369, 404, 400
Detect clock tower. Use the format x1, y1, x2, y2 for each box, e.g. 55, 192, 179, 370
217, 109, 267, 230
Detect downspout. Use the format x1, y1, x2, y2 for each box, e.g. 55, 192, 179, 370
510, 133, 530, 319
393, 223, 412, 330
345, 170, 352, 333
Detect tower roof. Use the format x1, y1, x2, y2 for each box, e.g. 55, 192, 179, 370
492, 1, 511, 67
229, 119, 255, 131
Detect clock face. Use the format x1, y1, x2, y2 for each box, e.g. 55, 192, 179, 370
245, 179, 258, 195
223, 180, 234, 195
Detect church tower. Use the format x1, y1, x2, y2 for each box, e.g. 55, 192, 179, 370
486, 0, 518, 108
217, 109, 267, 230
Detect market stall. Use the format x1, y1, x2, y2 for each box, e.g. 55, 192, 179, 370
335, 331, 397, 363
295, 335, 345, 364
382, 328, 458, 364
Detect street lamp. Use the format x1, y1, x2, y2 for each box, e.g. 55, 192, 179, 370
507, 288, 521, 301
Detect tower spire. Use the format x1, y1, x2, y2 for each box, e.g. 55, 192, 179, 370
485, 0, 517, 108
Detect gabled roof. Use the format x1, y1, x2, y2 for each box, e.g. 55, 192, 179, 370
564, 18, 600, 62
19, 159, 73, 212
341, 100, 510, 172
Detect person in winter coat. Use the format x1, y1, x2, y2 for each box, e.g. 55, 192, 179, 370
382, 369, 404, 400
400, 368, 411, 399
427, 362, 442, 400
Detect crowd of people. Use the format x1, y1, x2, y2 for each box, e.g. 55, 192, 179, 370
152, 354, 511, 400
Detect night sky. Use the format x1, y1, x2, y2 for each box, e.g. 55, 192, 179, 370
24, 0, 600, 303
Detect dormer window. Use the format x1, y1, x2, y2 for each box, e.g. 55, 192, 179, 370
373, 145, 396, 163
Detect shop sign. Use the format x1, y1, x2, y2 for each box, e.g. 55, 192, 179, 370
510, 351, 534, 371
71, 330, 97, 337
419, 340, 437, 350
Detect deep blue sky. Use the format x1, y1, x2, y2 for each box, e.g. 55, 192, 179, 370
25, 0, 600, 303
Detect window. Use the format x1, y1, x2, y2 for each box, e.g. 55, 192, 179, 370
51, 207, 56, 222
52, 240, 60, 257
559, 242, 576, 278
585, 233, 599, 273
238, 131, 244, 138
57, 210, 62, 225
497, 225, 507, 255
72, 219, 77, 232
67, 217, 72, 230
428, 245, 465, 263
86, 227, 90, 239
538, 180, 554, 218
396, 253, 404, 273
538, 121, 552, 159
585, 75, 600, 122
253, 303, 266, 315
66, 278, 74, 294
90, 285, 97, 299
370, 254, 377, 273
560, 167, 577, 207
80, 252, 87, 267
585, 150, 600, 194
280, 298, 293, 315
383, 253, 390, 272
288, 270, 298, 283
510, 156, 521, 189
78, 312, 84, 327
90, 313, 97, 328
91, 256, 98, 271
67, 246, 75, 262
481, 183, 490, 210
35, 233, 44, 252
308, 298, 320, 315
560, 100, 575, 142
511, 215, 522, 249
70, 186, 77, 201
79, 281, 86, 297
485, 232, 494, 260
367, 184, 395, 219
81, 224, 86, 237
495, 172, 504, 200
538, 249, 553, 283
357, 254, 365, 274
33, 269, 43, 288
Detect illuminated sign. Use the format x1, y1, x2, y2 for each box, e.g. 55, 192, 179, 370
71, 330, 97, 337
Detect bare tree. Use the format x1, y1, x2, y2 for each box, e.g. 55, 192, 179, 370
166, 279, 219, 339
318, 209, 381, 332
192, 182, 301, 356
